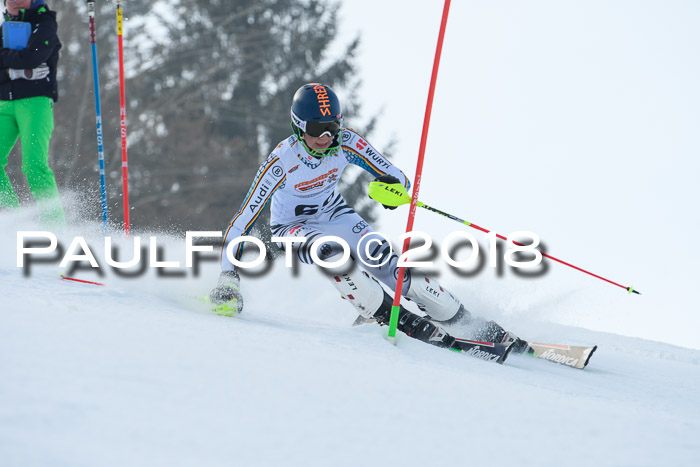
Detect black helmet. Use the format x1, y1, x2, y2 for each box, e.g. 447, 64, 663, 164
290, 83, 344, 157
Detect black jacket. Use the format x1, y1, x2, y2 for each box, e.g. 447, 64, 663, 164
0, 4, 61, 102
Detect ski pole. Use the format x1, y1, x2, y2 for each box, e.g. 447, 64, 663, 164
116, 0, 131, 236
87, 0, 109, 234
368, 180, 641, 295
388, 0, 453, 344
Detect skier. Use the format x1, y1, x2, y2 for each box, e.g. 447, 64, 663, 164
0, 0, 64, 225
209, 83, 527, 353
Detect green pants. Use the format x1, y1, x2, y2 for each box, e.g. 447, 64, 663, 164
0, 97, 65, 225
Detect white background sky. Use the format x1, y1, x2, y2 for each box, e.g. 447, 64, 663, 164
337, 0, 700, 349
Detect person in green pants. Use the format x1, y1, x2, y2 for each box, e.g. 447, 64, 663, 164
0, 0, 64, 225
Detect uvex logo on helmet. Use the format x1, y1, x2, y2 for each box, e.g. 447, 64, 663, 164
313, 84, 332, 117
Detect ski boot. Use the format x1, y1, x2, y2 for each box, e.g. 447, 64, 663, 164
373, 293, 453, 348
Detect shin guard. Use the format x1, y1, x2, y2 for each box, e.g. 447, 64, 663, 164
405, 276, 462, 322
327, 264, 385, 319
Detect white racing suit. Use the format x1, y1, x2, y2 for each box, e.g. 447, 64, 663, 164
220, 128, 462, 322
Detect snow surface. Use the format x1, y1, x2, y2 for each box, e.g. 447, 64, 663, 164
2, 210, 699, 467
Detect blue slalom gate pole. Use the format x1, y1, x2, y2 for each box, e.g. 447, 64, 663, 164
87, 0, 109, 234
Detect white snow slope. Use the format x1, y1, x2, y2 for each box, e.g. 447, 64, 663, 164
1, 213, 699, 467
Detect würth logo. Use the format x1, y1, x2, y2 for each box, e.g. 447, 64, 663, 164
313, 84, 331, 117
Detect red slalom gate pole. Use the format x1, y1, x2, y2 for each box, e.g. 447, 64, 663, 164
61, 275, 105, 287
388, 0, 452, 343
116, 0, 131, 235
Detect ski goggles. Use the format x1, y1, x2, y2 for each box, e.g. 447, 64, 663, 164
304, 120, 342, 138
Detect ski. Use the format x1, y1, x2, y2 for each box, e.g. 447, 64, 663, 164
524, 342, 598, 369
450, 338, 513, 364
353, 315, 511, 364
352, 315, 377, 326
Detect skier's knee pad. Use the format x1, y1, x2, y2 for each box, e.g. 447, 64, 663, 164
325, 255, 384, 318
405, 276, 461, 321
